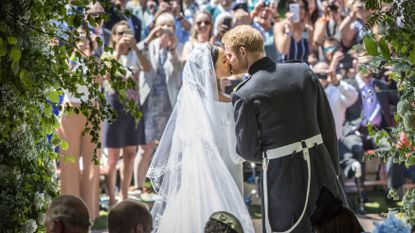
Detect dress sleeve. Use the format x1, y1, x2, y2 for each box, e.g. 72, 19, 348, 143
232, 92, 263, 163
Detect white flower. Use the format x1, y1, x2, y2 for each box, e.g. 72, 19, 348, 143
12, 167, 21, 180
37, 213, 46, 225
21, 219, 38, 233
33, 192, 45, 210
44, 194, 52, 207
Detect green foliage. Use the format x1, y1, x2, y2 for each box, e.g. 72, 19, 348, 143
0, 0, 141, 231
363, 0, 415, 165
363, 0, 415, 226
402, 189, 415, 226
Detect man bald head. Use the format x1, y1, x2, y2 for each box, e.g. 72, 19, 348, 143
45, 195, 91, 233
108, 200, 153, 233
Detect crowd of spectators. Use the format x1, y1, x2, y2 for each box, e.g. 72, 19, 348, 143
55, 0, 405, 225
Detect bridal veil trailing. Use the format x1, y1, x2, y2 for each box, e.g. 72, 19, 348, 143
147, 44, 254, 233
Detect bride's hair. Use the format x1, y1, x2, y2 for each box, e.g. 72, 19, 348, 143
207, 42, 224, 67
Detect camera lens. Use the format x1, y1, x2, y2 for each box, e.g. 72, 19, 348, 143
328, 4, 338, 11
316, 73, 328, 80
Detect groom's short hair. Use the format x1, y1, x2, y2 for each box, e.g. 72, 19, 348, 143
222, 25, 264, 54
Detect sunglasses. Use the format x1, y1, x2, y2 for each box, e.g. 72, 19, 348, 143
196, 20, 211, 26
323, 46, 337, 53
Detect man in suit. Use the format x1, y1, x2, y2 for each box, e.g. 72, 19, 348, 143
222, 25, 347, 233
341, 55, 398, 206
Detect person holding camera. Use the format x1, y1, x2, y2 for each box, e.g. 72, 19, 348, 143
211, 12, 233, 43
274, 0, 313, 62
339, 0, 368, 49
133, 12, 183, 196
104, 0, 142, 45
313, 0, 343, 46
312, 61, 358, 139
251, 0, 281, 62
102, 20, 151, 207
153, 0, 191, 54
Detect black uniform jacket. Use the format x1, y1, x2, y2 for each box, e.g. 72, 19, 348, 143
232, 57, 347, 232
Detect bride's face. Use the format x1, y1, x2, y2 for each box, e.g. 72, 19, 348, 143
214, 47, 232, 79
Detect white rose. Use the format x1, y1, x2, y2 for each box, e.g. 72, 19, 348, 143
21, 219, 38, 233
37, 213, 46, 225
33, 192, 45, 210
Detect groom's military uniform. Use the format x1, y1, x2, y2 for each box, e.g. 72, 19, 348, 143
232, 57, 347, 233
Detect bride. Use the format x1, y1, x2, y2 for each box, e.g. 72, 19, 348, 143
147, 44, 254, 233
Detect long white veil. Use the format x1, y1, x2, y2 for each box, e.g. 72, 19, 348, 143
147, 44, 254, 233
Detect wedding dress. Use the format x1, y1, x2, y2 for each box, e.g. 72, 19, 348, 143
147, 44, 254, 233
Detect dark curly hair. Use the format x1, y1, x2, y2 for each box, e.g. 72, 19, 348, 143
207, 42, 224, 67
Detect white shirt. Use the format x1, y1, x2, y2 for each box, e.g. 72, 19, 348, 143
324, 80, 359, 138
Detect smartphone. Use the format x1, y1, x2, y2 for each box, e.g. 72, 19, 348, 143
316, 72, 328, 80
222, 17, 232, 29
123, 29, 133, 36
289, 3, 300, 23
159, 27, 174, 36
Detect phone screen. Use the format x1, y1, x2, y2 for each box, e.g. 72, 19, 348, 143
289, 3, 300, 23
222, 17, 232, 28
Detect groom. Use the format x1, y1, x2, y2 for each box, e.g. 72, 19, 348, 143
222, 25, 347, 233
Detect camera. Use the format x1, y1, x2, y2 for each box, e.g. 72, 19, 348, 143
222, 17, 232, 29
316, 72, 328, 80
328, 4, 338, 11
339, 55, 353, 70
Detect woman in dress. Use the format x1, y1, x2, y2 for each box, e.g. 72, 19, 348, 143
147, 44, 254, 233
102, 20, 150, 206
57, 33, 101, 220
133, 12, 183, 195
274, 0, 313, 62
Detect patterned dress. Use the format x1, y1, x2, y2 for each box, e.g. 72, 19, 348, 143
142, 49, 173, 143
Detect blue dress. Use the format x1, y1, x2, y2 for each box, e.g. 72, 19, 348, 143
283, 31, 310, 63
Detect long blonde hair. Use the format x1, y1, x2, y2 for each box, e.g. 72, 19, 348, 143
190, 11, 213, 42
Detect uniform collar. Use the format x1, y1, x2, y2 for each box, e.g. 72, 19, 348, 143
248, 57, 275, 76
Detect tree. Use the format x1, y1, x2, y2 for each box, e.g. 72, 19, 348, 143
0, 0, 139, 231
362, 0, 415, 227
